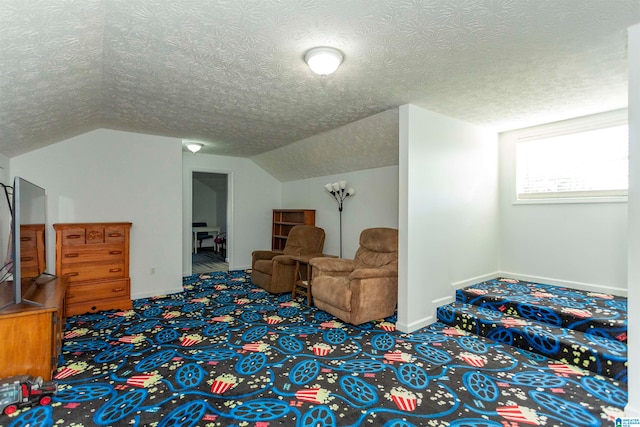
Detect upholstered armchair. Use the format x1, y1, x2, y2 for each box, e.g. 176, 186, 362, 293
310, 227, 398, 325
252, 225, 325, 294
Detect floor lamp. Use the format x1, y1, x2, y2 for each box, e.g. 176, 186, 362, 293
324, 181, 355, 258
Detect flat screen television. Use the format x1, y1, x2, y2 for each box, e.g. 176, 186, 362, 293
10, 177, 50, 306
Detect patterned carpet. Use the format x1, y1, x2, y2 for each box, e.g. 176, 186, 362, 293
0, 271, 628, 426
438, 278, 628, 383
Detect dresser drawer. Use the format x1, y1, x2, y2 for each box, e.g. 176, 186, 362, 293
61, 262, 126, 282
62, 226, 128, 246
82, 226, 127, 244
20, 245, 40, 277
20, 265, 40, 278
61, 228, 87, 246
66, 296, 132, 317
60, 244, 125, 265
19, 228, 38, 248
20, 246, 39, 267
66, 279, 130, 304
105, 226, 126, 243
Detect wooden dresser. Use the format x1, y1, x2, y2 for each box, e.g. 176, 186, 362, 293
0, 276, 68, 381
19, 224, 46, 278
54, 222, 132, 316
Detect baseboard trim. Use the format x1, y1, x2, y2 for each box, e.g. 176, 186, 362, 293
132, 287, 184, 300
451, 271, 502, 289
498, 271, 627, 297
396, 315, 434, 333
433, 295, 455, 309
449, 271, 626, 297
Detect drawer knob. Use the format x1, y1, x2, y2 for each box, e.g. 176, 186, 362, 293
20, 237, 33, 242
65, 253, 79, 258
67, 272, 79, 277
109, 268, 122, 273
113, 288, 124, 292
21, 256, 34, 262
109, 251, 122, 255
108, 233, 122, 238
67, 234, 82, 239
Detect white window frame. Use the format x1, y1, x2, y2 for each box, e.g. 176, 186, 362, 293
513, 109, 628, 205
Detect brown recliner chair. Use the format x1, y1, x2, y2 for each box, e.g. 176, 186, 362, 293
252, 225, 325, 293
310, 227, 398, 325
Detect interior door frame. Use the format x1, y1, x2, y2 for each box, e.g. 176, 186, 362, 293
186, 168, 233, 275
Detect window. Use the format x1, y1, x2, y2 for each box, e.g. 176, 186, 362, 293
515, 117, 628, 202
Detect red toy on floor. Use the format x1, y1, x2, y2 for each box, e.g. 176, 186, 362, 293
0, 375, 58, 415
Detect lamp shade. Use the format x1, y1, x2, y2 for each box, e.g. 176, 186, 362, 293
305, 47, 343, 76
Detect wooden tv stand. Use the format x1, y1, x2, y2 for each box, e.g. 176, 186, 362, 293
0, 275, 68, 381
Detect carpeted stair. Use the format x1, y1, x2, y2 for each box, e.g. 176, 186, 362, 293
437, 277, 628, 383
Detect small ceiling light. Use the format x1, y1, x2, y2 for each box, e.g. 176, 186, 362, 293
305, 47, 344, 76
186, 142, 204, 154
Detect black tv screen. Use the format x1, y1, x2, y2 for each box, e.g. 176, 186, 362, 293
11, 177, 47, 304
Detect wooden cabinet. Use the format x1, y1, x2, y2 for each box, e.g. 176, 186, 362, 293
0, 275, 68, 381
54, 222, 132, 316
272, 209, 315, 250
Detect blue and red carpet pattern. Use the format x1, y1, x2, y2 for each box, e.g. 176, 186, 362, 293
438, 278, 628, 383
455, 278, 627, 342
1, 271, 628, 426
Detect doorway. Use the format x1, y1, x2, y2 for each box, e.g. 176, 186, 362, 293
192, 172, 228, 273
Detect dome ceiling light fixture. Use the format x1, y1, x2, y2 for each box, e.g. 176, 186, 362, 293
185, 142, 204, 153
304, 47, 344, 76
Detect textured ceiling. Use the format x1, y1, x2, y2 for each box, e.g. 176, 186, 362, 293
253, 108, 399, 181
2, 1, 640, 179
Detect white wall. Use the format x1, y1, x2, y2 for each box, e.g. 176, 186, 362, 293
216, 181, 228, 234
0, 153, 11, 275
182, 153, 281, 274
193, 178, 219, 226
0, 154, 9, 185
500, 118, 628, 295
398, 104, 500, 332
626, 21, 640, 417
281, 166, 399, 258
192, 178, 219, 249
10, 129, 184, 299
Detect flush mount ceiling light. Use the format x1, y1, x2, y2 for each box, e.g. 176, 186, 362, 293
185, 142, 204, 153
304, 47, 344, 76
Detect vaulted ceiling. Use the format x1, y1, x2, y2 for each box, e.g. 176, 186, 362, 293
2, 1, 640, 179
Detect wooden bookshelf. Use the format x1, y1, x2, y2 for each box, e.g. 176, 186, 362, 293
272, 209, 315, 250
